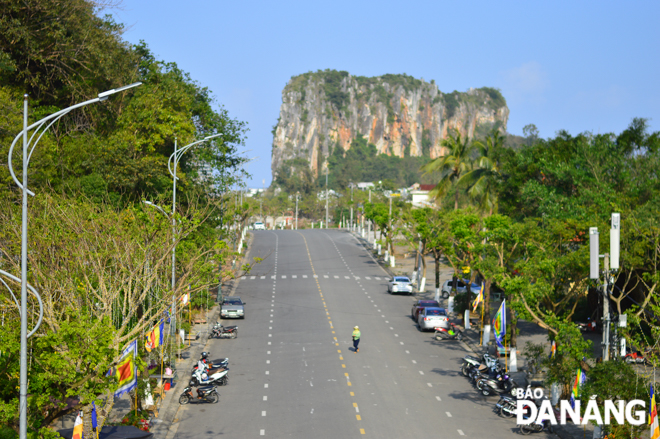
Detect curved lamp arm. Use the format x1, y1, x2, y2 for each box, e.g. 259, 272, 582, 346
167, 133, 223, 180
0, 269, 44, 338
8, 82, 142, 196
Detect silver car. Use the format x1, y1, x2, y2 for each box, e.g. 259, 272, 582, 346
440, 279, 481, 298
417, 307, 449, 331
387, 276, 413, 295
221, 297, 245, 319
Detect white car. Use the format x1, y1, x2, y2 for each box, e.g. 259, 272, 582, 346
387, 276, 413, 295
254, 222, 266, 230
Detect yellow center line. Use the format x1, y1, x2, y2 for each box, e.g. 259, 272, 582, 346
296, 231, 365, 434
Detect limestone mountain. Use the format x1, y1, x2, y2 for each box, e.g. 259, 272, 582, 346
271, 70, 509, 180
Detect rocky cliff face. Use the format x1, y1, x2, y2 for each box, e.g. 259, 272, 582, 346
271, 70, 509, 178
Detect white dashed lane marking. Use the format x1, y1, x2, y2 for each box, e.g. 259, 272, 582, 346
436, 396, 441, 401
458, 430, 465, 436
446, 412, 452, 417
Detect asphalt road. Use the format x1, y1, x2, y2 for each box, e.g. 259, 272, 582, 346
171, 230, 542, 438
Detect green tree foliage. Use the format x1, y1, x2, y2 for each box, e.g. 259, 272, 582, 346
326, 135, 428, 190
274, 157, 317, 195
422, 129, 475, 210
0, 3, 247, 204
458, 129, 503, 214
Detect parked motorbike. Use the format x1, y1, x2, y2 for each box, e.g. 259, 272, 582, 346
495, 395, 517, 418
624, 350, 647, 364
190, 365, 229, 387
461, 353, 499, 377
577, 319, 597, 332
179, 385, 219, 404
476, 371, 517, 396
519, 419, 554, 435
209, 323, 238, 339
469, 362, 503, 384
191, 357, 229, 373
434, 323, 463, 341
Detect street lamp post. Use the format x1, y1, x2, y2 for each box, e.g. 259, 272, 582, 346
325, 166, 329, 229
166, 133, 223, 334
295, 192, 299, 230
7, 82, 141, 439
350, 182, 353, 231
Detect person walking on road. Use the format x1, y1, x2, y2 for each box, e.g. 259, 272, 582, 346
352, 326, 361, 353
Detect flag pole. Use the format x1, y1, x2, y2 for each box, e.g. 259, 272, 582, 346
479, 301, 485, 345
188, 299, 191, 348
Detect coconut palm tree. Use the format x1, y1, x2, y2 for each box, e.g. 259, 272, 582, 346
458, 129, 503, 215
421, 129, 474, 210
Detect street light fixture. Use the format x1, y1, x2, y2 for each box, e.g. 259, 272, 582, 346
7, 82, 142, 439
166, 133, 223, 333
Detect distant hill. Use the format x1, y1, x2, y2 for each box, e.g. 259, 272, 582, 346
271, 70, 510, 181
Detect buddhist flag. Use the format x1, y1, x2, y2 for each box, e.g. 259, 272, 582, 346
472, 283, 485, 313
492, 300, 506, 349
550, 340, 557, 359
145, 320, 164, 352
115, 339, 138, 397
72, 411, 83, 439
570, 368, 586, 409
650, 384, 660, 439
180, 293, 189, 306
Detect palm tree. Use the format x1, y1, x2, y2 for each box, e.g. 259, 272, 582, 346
458, 129, 503, 215
421, 129, 474, 210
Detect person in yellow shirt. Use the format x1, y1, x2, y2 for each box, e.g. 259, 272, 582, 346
352, 326, 361, 353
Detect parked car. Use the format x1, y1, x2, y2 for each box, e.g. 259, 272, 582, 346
221, 297, 245, 319
411, 299, 440, 321
418, 307, 449, 331
254, 222, 266, 230
388, 276, 413, 295
440, 279, 482, 297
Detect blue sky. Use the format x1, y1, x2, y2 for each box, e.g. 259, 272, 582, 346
108, 0, 659, 187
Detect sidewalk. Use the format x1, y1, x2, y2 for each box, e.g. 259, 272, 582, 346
148, 232, 254, 438
351, 228, 597, 439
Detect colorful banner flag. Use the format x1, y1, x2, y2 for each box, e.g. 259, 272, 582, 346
91, 401, 98, 430
472, 283, 485, 313
651, 384, 660, 439
569, 368, 586, 409
492, 299, 506, 349
72, 411, 83, 439
115, 339, 138, 397
180, 293, 189, 306
549, 340, 557, 359
145, 320, 165, 352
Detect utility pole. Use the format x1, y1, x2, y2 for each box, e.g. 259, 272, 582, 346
350, 182, 353, 231
325, 166, 329, 229
388, 195, 393, 256
603, 254, 610, 361
590, 214, 620, 362
295, 192, 299, 230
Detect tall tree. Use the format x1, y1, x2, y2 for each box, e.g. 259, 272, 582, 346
459, 129, 503, 215
421, 129, 474, 209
